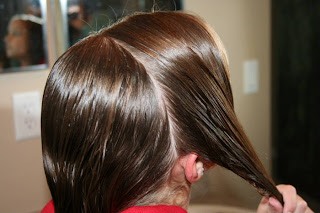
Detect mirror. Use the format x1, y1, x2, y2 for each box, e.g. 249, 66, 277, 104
0, 0, 48, 73
65, 0, 182, 47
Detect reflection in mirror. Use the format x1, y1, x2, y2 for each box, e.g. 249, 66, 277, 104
0, 0, 48, 73
66, 0, 182, 47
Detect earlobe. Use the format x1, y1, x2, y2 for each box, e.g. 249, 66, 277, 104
184, 153, 204, 183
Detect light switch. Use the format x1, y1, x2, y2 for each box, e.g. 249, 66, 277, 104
243, 59, 259, 94
12, 91, 41, 141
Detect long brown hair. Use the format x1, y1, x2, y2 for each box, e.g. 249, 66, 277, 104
42, 11, 283, 213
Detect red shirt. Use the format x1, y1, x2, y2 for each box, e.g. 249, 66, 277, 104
41, 200, 54, 213
41, 200, 187, 213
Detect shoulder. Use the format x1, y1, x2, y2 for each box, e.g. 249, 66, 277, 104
41, 200, 54, 213
121, 205, 187, 213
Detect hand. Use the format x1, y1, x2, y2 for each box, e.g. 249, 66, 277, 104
257, 184, 314, 213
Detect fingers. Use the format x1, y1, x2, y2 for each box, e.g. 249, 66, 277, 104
294, 195, 308, 213
305, 207, 315, 213
276, 184, 297, 213
294, 195, 315, 213
257, 196, 284, 213
268, 196, 283, 212
256, 196, 270, 213
276, 185, 314, 213
257, 184, 314, 213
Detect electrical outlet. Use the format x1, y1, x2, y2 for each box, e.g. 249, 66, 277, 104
12, 91, 41, 141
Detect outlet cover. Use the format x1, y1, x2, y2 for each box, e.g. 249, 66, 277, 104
12, 91, 41, 141
243, 59, 259, 94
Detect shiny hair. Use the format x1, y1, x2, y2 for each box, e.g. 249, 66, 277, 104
41, 11, 283, 213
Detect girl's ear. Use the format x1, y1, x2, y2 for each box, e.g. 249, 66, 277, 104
184, 153, 204, 183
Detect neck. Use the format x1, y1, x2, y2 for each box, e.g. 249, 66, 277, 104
135, 156, 197, 210
163, 183, 191, 209
137, 179, 191, 210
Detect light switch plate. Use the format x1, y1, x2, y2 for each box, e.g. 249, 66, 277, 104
243, 59, 259, 94
12, 91, 41, 141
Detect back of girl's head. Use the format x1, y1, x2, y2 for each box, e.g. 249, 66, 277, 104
41, 11, 282, 213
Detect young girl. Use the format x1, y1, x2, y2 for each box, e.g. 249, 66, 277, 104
41, 11, 312, 213
4, 14, 44, 67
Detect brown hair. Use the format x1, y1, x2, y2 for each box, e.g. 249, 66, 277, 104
42, 11, 283, 213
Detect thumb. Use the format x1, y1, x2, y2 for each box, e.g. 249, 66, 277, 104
268, 197, 284, 213
257, 196, 269, 213
257, 196, 284, 213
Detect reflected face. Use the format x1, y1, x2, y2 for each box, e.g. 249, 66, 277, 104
4, 20, 29, 60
